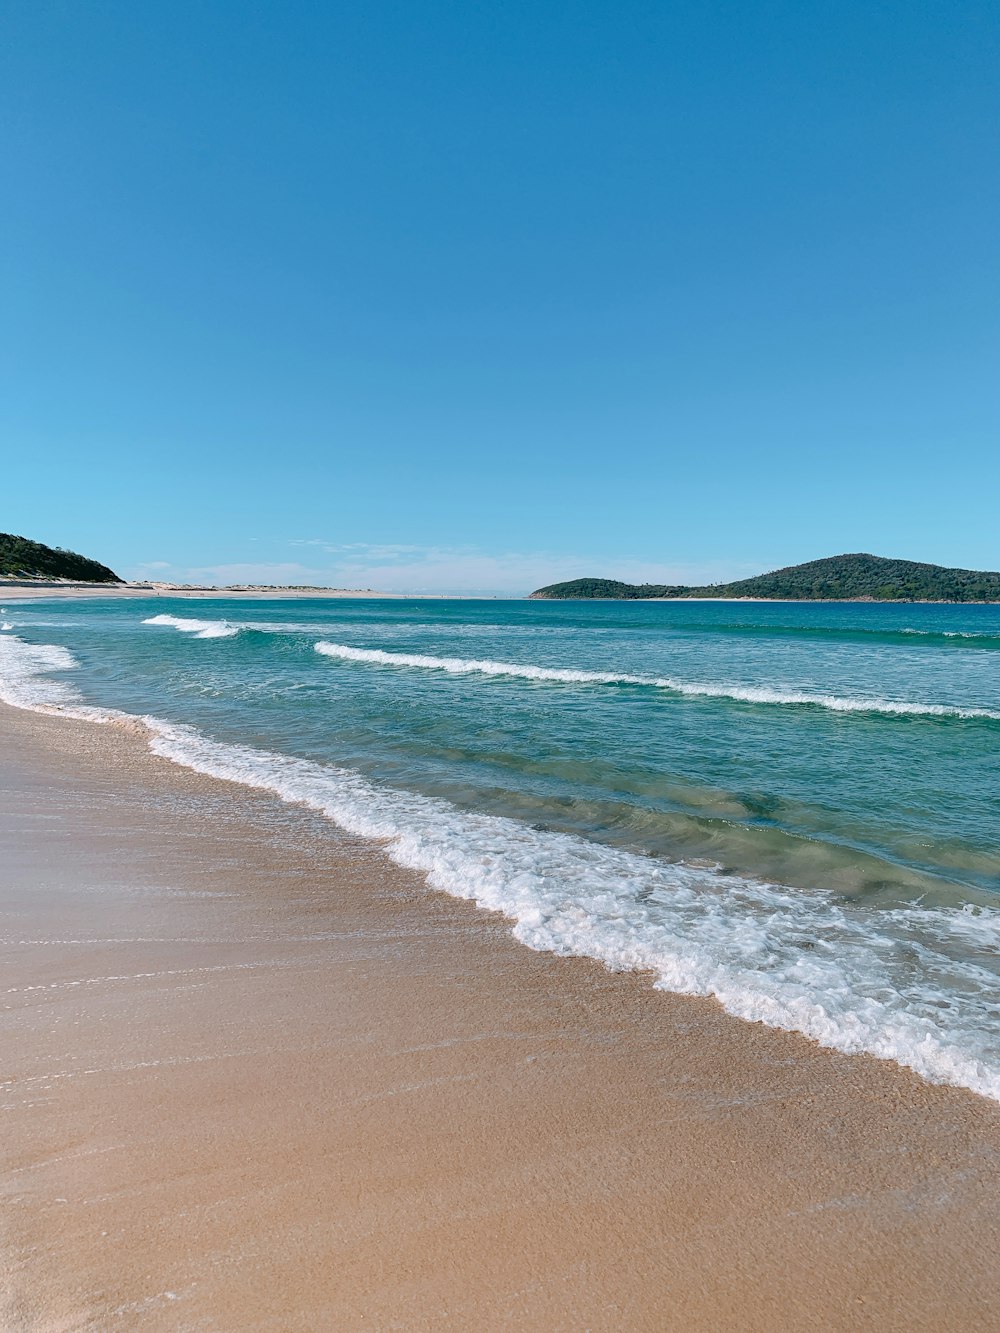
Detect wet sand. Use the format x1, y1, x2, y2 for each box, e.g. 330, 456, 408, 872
1, 703, 998, 1330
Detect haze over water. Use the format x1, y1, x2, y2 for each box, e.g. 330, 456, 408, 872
2, 595, 999, 1099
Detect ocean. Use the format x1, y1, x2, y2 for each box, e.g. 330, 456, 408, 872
2, 595, 998, 1099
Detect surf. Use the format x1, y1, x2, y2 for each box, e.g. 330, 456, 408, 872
314, 641, 1000, 720
3, 629, 999, 1104
143, 613, 239, 639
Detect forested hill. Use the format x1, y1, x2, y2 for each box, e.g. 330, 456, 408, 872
0, 532, 122, 583
531, 554, 1000, 603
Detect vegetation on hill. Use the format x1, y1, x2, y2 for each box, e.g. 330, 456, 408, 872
531, 554, 1000, 603
0, 532, 122, 583
535, 578, 675, 599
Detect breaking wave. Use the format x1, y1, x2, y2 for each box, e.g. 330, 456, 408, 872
3, 630, 999, 1102
314, 641, 1000, 720
0, 635, 83, 708
143, 614, 239, 639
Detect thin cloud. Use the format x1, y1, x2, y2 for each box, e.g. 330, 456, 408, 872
124, 547, 758, 593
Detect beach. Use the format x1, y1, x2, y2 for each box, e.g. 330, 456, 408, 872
0, 582, 421, 601
3, 700, 999, 1330
8, 0, 998, 1324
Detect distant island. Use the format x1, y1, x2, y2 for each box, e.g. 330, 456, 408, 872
531, 554, 1000, 603
0, 532, 122, 583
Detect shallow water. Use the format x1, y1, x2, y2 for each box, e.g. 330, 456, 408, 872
2, 595, 998, 1098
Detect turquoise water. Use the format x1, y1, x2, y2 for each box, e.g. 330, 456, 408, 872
2, 595, 999, 1097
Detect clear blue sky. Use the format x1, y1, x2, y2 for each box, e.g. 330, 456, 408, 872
2, 1, 998, 591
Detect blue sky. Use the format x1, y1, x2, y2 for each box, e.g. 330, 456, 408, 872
2, 1, 998, 592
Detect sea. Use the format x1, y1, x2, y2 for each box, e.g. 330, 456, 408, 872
2, 595, 998, 1100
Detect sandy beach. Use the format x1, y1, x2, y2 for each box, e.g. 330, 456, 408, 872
1, 702, 998, 1330
6, 0, 998, 1326
3, 582, 994, 606
0, 582, 419, 601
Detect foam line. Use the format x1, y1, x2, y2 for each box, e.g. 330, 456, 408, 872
314, 641, 1000, 720
2, 631, 999, 1102
133, 727, 1000, 1104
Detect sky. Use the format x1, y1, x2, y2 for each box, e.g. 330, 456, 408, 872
2, 1, 998, 592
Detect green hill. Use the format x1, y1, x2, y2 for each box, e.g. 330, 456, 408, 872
0, 532, 122, 583
531, 554, 1000, 603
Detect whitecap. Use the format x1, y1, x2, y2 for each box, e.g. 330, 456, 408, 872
314, 641, 1000, 721
143, 614, 238, 639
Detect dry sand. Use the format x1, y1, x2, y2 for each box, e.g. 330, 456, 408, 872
1, 703, 998, 1331
0, 583, 419, 601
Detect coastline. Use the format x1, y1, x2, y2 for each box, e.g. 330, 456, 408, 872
535, 595, 1000, 605
4, 581, 999, 605
0, 581, 427, 601
2, 702, 999, 1329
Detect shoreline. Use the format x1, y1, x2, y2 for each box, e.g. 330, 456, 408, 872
3, 580, 1000, 605
0, 581, 433, 601
2, 702, 999, 1328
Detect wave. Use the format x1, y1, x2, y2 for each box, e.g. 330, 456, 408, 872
143, 614, 371, 640
0, 635, 83, 708
903, 628, 1000, 642
314, 641, 1000, 720
143, 614, 239, 639
692, 623, 1000, 649
3, 630, 998, 1102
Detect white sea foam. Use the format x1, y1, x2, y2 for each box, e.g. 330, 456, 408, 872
315, 641, 1000, 720
902, 628, 998, 640
142, 615, 347, 639
0, 635, 83, 708
136, 726, 1000, 1103
143, 614, 239, 639
3, 631, 999, 1102
1, 622, 13, 631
